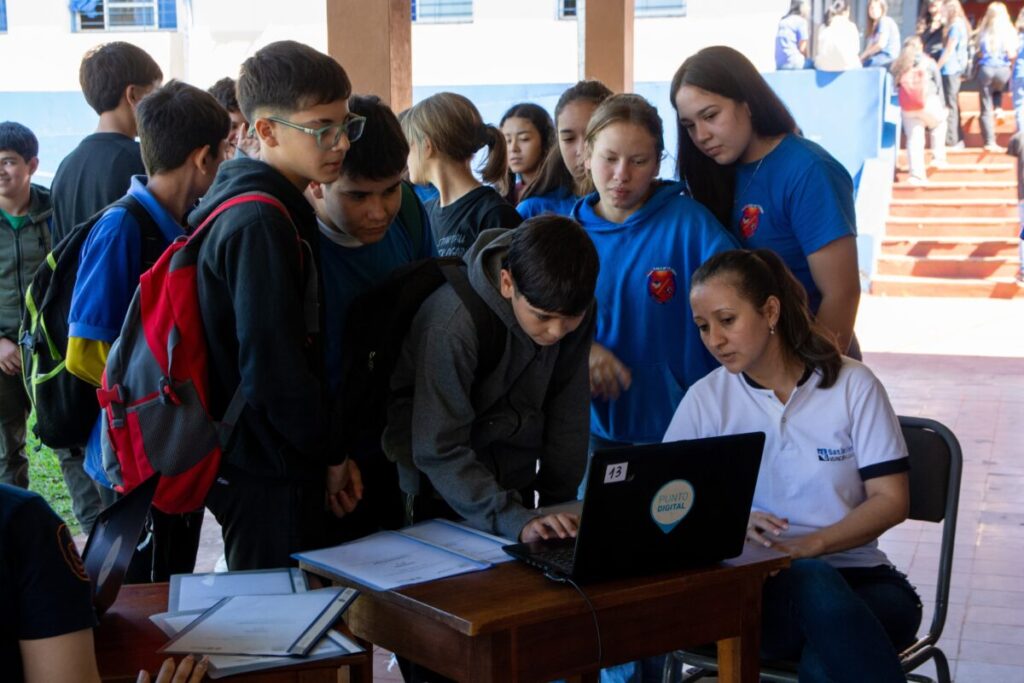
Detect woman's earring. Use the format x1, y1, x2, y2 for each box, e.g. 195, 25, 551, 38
769, 324, 776, 336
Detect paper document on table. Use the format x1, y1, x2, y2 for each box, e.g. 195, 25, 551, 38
294, 529, 492, 591
400, 519, 514, 564
160, 587, 358, 657
168, 568, 307, 612
151, 611, 363, 680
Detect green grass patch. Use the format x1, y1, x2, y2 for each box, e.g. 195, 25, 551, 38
26, 413, 80, 535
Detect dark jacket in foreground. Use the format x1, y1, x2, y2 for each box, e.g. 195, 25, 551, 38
383, 228, 594, 540
189, 157, 341, 482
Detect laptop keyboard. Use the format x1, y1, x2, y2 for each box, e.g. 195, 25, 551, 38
528, 543, 576, 575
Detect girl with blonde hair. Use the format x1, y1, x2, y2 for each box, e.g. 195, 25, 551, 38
937, 0, 970, 146
401, 92, 522, 257
974, 1, 1019, 150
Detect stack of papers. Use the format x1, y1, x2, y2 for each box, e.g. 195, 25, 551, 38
294, 519, 515, 591
151, 568, 362, 679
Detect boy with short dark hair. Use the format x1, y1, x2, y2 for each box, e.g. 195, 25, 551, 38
0, 122, 51, 490
208, 76, 259, 159
47, 41, 162, 531
66, 80, 229, 579
51, 41, 164, 243
193, 41, 363, 570
307, 94, 433, 538
382, 217, 599, 543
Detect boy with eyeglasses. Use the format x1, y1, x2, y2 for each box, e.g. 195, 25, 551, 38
191, 41, 364, 570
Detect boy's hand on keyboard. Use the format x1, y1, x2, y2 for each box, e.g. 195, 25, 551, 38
520, 513, 580, 543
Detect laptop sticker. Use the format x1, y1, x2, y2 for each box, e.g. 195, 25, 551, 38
604, 462, 628, 484
650, 480, 695, 534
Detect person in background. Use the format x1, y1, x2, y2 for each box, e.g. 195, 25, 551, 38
499, 103, 554, 204
671, 46, 862, 358
208, 77, 261, 159
517, 80, 613, 219
401, 92, 522, 258
937, 0, 970, 148
664, 249, 921, 683
46, 41, 163, 534
973, 2, 1018, 152
1013, 8, 1024, 133
0, 122, 50, 491
891, 36, 948, 183
775, 0, 811, 71
1006, 132, 1024, 283
815, 0, 863, 72
861, 0, 901, 68
919, 0, 947, 62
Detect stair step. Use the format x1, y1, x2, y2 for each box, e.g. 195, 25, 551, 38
881, 237, 1020, 258
885, 216, 1020, 238
889, 198, 1018, 219
896, 164, 1016, 182
871, 274, 1024, 298
958, 92, 1013, 110
876, 254, 1020, 278
897, 148, 1014, 165
891, 180, 1017, 199
960, 113, 1017, 136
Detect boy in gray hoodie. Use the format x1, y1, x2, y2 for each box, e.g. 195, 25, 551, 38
383, 216, 598, 543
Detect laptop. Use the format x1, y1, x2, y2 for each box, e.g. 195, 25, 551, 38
81, 473, 159, 616
503, 432, 765, 583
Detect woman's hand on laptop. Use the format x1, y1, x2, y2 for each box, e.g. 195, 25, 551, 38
520, 513, 580, 543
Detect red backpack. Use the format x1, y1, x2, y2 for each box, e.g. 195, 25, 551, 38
898, 65, 928, 112
96, 193, 296, 513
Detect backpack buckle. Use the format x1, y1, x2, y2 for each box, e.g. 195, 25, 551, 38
158, 377, 181, 406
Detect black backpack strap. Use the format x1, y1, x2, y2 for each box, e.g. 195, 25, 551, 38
438, 261, 506, 378
111, 194, 166, 271
397, 181, 425, 253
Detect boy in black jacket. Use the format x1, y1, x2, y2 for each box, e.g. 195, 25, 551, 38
191, 41, 363, 570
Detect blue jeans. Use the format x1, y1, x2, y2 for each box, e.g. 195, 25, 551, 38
761, 559, 922, 683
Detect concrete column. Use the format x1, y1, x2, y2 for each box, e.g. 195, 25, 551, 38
582, 0, 635, 93
325, 0, 412, 112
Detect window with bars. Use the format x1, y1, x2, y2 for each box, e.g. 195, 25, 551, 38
0, 0, 7, 33
411, 0, 472, 23
74, 0, 177, 31
559, 0, 686, 19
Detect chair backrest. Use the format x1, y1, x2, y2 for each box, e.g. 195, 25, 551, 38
898, 415, 963, 647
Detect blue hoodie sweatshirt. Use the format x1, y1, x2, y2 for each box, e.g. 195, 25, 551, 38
516, 186, 577, 219
572, 181, 740, 444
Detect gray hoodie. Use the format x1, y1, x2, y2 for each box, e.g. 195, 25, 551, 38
382, 228, 594, 540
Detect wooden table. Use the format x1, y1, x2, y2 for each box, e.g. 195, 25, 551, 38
301, 544, 789, 683
94, 583, 373, 682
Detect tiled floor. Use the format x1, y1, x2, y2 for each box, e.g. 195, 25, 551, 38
183, 295, 1024, 682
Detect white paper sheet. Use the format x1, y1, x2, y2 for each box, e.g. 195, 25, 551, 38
294, 530, 491, 591
168, 568, 307, 612
160, 587, 356, 657
400, 519, 514, 564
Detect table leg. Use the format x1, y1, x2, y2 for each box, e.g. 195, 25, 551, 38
716, 577, 763, 683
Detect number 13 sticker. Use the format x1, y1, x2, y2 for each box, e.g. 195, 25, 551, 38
604, 462, 628, 484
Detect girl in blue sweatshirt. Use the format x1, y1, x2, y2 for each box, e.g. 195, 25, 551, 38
572, 94, 739, 449
516, 80, 612, 219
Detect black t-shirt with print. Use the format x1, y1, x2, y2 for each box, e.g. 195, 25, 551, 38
426, 185, 523, 258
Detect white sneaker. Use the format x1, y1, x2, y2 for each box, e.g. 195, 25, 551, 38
906, 175, 929, 185
984, 143, 1005, 153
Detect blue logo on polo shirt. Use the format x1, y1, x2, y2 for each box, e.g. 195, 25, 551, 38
816, 446, 854, 462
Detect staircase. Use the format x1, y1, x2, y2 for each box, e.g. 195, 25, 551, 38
871, 92, 1023, 298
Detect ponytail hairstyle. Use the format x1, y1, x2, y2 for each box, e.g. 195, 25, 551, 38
580, 93, 664, 196
522, 79, 613, 201
825, 0, 850, 26
691, 249, 843, 388
400, 92, 508, 185
669, 46, 797, 229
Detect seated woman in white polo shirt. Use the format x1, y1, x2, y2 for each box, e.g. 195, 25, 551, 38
663, 249, 921, 683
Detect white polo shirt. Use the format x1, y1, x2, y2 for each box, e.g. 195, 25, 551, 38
663, 358, 908, 569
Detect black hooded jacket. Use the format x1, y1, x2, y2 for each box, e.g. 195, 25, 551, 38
188, 157, 341, 482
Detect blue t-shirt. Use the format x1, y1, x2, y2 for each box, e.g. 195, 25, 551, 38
979, 35, 1013, 69
1013, 32, 1024, 81
0, 485, 97, 682
775, 14, 810, 70
516, 186, 578, 219
731, 134, 856, 313
940, 18, 968, 75
68, 175, 184, 343
319, 202, 435, 397
863, 16, 900, 67
572, 181, 739, 444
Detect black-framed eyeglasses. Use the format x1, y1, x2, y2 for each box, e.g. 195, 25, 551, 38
257, 113, 367, 150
